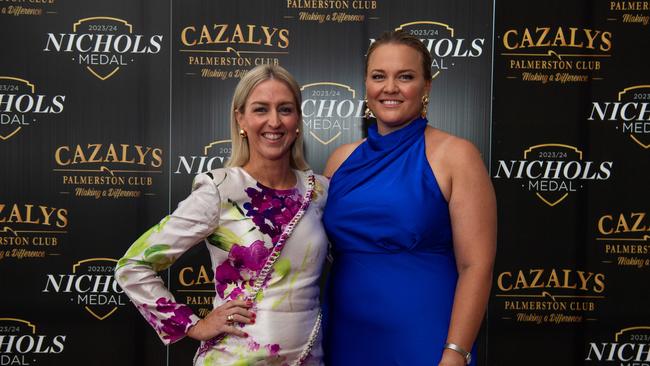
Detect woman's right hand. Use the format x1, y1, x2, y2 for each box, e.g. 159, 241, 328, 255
186, 299, 256, 341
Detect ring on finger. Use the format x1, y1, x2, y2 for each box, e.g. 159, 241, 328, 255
226, 314, 235, 324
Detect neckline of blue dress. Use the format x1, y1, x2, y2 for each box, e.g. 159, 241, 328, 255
366, 117, 428, 151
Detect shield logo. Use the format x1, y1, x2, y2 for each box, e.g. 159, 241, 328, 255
72, 258, 123, 320
72, 17, 133, 81
523, 143, 583, 207
0, 76, 35, 141
300, 82, 360, 145
395, 21, 460, 80
618, 85, 650, 149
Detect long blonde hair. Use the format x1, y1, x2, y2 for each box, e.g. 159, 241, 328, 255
226, 64, 309, 170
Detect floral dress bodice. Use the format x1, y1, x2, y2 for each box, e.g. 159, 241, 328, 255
116, 167, 329, 365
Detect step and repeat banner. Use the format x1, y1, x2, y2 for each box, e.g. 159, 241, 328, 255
0, 0, 493, 365
489, 0, 650, 365
0, 0, 646, 365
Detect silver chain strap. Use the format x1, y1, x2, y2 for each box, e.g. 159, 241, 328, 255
195, 173, 320, 365
292, 310, 322, 366
246, 173, 320, 366
246, 173, 315, 299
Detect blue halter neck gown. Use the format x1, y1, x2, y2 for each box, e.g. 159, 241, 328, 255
323, 118, 467, 365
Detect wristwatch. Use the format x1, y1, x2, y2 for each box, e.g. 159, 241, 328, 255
443, 343, 471, 365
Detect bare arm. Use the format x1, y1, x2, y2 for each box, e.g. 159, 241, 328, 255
439, 140, 496, 366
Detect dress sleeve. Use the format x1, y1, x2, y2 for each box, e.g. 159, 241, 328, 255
114, 172, 221, 345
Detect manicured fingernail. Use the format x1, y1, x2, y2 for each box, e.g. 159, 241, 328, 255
244, 332, 249, 338
252, 312, 256, 318
251, 319, 256, 324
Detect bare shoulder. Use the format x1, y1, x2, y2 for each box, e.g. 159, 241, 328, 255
424, 127, 483, 170
424, 127, 488, 201
323, 139, 365, 178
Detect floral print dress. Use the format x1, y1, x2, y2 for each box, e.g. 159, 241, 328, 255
115, 167, 329, 365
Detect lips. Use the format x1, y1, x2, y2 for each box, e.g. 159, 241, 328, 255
380, 99, 402, 106
261, 132, 284, 141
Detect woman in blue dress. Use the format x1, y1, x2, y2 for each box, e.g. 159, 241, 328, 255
322, 31, 496, 366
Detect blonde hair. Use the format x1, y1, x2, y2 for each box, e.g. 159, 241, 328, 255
226, 64, 309, 170
366, 30, 433, 80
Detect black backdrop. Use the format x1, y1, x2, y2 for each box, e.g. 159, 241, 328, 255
0, 1, 647, 365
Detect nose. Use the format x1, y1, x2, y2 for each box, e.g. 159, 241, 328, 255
384, 77, 398, 93
267, 110, 281, 128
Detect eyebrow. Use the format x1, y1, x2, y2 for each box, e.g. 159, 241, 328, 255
370, 68, 417, 73
248, 101, 295, 107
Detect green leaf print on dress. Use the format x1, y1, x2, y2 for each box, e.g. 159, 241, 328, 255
272, 243, 313, 310
144, 244, 173, 271
206, 226, 243, 252
116, 216, 171, 271
199, 336, 284, 366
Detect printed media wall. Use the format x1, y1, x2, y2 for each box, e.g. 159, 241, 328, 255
489, 1, 650, 365
0, 1, 646, 365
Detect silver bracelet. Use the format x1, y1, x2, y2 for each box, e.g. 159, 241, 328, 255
443, 342, 472, 365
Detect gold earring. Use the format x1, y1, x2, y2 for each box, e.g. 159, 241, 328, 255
363, 99, 374, 119
239, 129, 247, 138
421, 95, 429, 119
296, 128, 300, 136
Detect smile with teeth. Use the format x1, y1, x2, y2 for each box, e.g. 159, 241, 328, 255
381, 100, 402, 105
262, 132, 284, 141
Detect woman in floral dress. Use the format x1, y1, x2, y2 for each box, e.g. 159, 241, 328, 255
115, 64, 329, 366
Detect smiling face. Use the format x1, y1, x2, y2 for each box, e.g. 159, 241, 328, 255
365, 43, 431, 134
236, 78, 300, 166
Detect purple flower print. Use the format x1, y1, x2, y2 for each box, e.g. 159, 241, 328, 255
213, 185, 303, 300
247, 339, 261, 352
135, 298, 196, 343
231, 240, 270, 272
266, 343, 281, 355
214, 261, 243, 298
243, 184, 303, 244
214, 241, 272, 299
157, 299, 194, 340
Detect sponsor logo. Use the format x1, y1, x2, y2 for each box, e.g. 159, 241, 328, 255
53, 143, 164, 199
1, 0, 56, 17
0, 318, 66, 365
175, 264, 214, 317
301, 82, 362, 145
493, 143, 614, 207
495, 267, 606, 324
588, 84, 650, 149
500, 26, 613, 83
607, 1, 650, 26
285, 0, 379, 23
180, 23, 289, 79
368, 21, 485, 79
0, 76, 65, 142
43, 258, 126, 320
0, 203, 68, 261
43, 16, 163, 80
596, 211, 650, 269
174, 139, 231, 175
585, 326, 650, 364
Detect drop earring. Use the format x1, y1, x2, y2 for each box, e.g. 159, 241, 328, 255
421, 95, 429, 119
363, 98, 375, 119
